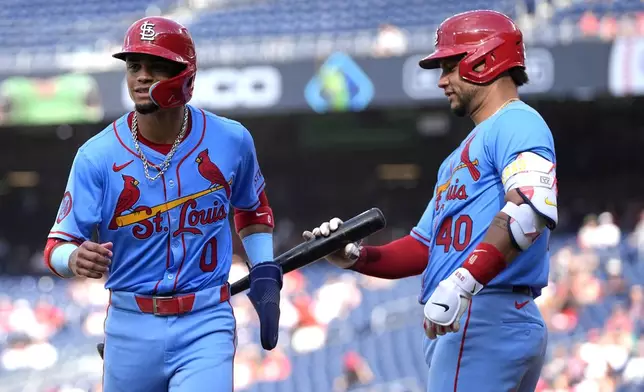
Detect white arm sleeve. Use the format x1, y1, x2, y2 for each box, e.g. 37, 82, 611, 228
51, 243, 78, 278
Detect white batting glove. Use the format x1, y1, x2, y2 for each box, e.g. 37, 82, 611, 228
423, 268, 483, 339
302, 217, 361, 269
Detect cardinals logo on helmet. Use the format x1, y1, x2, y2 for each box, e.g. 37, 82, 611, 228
139, 21, 156, 41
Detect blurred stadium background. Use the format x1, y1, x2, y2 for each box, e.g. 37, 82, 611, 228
2, 0, 644, 391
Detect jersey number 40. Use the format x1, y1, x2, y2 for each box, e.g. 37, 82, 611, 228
435, 215, 473, 252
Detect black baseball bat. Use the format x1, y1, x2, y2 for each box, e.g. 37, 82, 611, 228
97, 208, 386, 359
229, 207, 387, 295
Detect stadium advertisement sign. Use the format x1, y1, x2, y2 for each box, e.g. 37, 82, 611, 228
608, 37, 644, 97
0, 42, 610, 126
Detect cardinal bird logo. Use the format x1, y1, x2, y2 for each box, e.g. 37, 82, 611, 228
460, 134, 481, 181
196, 149, 231, 199
433, 134, 481, 212
109, 175, 141, 230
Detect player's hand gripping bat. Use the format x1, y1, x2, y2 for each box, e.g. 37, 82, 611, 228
96, 208, 386, 359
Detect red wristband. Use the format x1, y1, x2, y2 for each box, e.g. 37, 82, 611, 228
461, 243, 506, 285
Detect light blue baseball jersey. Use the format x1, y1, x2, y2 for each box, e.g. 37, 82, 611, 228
48, 104, 265, 294
412, 101, 556, 304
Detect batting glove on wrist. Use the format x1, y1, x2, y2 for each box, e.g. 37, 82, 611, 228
247, 261, 283, 350
302, 217, 361, 269
423, 268, 483, 339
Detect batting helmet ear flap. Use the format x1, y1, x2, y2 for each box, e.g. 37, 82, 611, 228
148, 63, 196, 108
456, 35, 522, 84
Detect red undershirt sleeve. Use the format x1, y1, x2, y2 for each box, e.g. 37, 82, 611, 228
349, 235, 429, 279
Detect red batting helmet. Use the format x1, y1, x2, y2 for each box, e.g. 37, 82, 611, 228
113, 16, 197, 108
419, 10, 525, 84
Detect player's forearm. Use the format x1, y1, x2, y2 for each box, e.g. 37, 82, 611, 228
44, 238, 78, 278
350, 235, 428, 279
479, 188, 528, 263
455, 212, 519, 286
235, 191, 275, 266
238, 224, 273, 237
481, 214, 520, 263
238, 225, 274, 266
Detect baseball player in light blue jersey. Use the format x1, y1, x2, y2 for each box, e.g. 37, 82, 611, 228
44, 17, 283, 392
304, 10, 558, 392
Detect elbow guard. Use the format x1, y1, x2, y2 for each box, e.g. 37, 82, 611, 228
500, 152, 558, 250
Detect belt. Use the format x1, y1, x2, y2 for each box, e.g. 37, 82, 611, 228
480, 285, 533, 297
109, 283, 231, 316
511, 285, 532, 296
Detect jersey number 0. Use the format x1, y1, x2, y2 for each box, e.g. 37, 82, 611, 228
200, 236, 218, 272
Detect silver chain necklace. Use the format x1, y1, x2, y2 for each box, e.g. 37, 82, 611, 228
131, 107, 188, 182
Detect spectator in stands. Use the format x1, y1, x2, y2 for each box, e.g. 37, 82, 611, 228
372, 24, 408, 58
542, 345, 569, 382
580, 11, 601, 37
627, 284, 643, 323
578, 214, 600, 250
578, 211, 621, 251
290, 292, 326, 354
622, 339, 644, 387
1, 334, 57, 371
233, 345, 261, 391
605, 304, 634, 334
629, 210, 644, 259
567, 341, 589, 385
605, 257, 628, 298
333, 351, 373, 392
232, 343, 292, 389
255, 347, 291, 383
546, 373, 572, 391
636, 13, 644, 35
571, 262, 602, 306
596, 212, 622, 249
0, 294, 12, 341
599, 14, 619, 41
358, 275, 396, 291
313, 274, 362, 326
618, 13, 638, 37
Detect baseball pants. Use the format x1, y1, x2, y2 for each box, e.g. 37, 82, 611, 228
424, 287, 548, 392
102, 287, 236, 392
